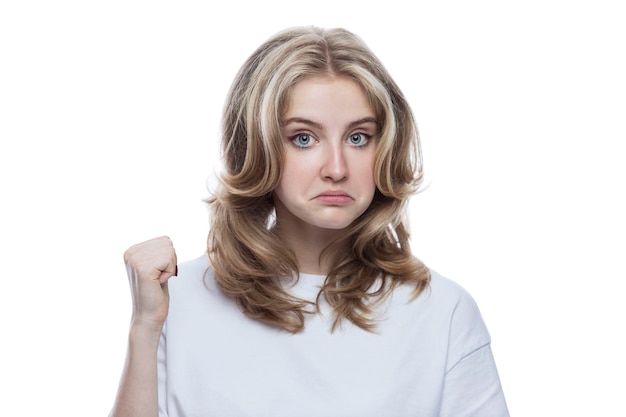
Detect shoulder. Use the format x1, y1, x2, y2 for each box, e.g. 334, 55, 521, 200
426, 270, 492, 364
426, 269, 484, 321
427, 269, 489, 334
389, 269, 492, 363
167, 253, 220, 301
175, 253, 212, 279
396, 268, 483, 319
165, 253, 248, 326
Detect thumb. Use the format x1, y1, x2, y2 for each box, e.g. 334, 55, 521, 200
157, 264, 178, 285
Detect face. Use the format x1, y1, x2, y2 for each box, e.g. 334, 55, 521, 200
273, 75, 378, 233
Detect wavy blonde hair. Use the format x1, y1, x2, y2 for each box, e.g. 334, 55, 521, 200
207, 26, 430, 333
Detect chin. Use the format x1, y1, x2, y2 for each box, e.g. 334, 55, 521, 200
313, 219, 357, 230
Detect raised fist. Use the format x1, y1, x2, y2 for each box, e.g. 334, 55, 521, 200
123, 236, 178, 326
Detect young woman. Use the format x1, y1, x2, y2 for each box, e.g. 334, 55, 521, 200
110, 26, 509, 417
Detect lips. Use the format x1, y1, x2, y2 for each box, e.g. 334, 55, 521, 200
314, 190, 353, 205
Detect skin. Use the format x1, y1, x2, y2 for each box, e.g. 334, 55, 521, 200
110, 75, 378, 415
110, 236, 177, 417
274, 75, 378, 274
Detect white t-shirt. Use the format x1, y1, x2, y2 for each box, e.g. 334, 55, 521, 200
157, 254, 509, 417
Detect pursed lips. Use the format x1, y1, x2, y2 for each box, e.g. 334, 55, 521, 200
313, 190, 354, 204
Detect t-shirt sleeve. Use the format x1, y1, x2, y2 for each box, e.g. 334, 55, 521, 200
439, 287, 509, 417
440, 344, 509, 417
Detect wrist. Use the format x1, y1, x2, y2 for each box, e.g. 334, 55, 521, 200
129, 317, 164, 345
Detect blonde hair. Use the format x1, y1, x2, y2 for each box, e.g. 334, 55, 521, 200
207, 26, 430, 333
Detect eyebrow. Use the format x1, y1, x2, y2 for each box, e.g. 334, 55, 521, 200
282, 117, 378, 130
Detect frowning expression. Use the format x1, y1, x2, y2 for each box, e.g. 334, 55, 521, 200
273, 75, 378, 232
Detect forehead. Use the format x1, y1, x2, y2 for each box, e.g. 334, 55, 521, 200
283, 75, 375, 122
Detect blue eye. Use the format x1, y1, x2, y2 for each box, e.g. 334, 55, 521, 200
347, 133, 369, 146
293, 134, 314, 148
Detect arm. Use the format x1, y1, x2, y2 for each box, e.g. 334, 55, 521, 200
110, 320, 163, 417
109, 237, 177, 417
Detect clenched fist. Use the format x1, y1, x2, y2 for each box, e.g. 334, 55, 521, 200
124, 236, 178, 326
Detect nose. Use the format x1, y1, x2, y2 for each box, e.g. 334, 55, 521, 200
321, 142, 348, 182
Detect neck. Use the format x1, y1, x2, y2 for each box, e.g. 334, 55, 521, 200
275, 223, 342, 275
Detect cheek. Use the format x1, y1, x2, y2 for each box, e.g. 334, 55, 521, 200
276, 152, 308, 192
279, 158, 299, 184
360, 153, 377, 188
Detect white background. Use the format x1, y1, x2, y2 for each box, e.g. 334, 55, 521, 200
1, 0, 624, 415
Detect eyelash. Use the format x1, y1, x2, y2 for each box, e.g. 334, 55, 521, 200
288, 132, 372, 149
